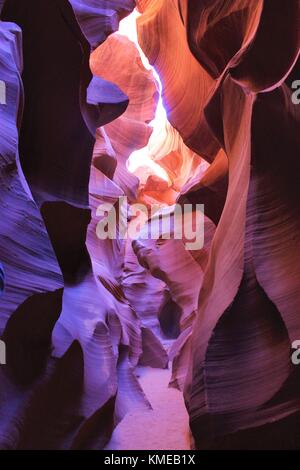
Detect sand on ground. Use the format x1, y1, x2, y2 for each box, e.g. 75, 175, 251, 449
105, 366, 190, 450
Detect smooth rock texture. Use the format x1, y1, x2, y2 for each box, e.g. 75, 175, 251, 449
91, 32, 159, 201
137, 0, 300, 449
0, 0, 300, 451
0, 18, 64, 448
0, 0, 156, 449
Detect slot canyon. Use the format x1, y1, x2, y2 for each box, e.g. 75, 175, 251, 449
0, 0, 299, 451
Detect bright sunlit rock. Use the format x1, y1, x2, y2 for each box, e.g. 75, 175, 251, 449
118, 10, 169, 182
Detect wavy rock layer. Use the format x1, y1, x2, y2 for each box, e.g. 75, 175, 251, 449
90, 32, 159, 201
0, 0, 299, 451
0, 0, 167, 450
134, 120, 211, 207
137, 0, 300, 449
0, 18, 64, 448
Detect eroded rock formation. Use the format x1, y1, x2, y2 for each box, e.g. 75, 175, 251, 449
137, 0, 300, 449
0, 0, 158, 449
0, 0, 299, 451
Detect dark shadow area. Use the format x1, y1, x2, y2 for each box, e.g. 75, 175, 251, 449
41, 202, 92, 285
2, 289, 63, 386
159, 297, 182, 339
17, 340, 85, 450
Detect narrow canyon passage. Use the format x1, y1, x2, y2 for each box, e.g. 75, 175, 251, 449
99, 12, 207, 450
0, 0, 299, 452
106, 366, 190, 451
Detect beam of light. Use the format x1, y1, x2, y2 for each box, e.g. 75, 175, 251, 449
118, 10, 151, 70
128, 147, 170, 183
118, 10, 169, 183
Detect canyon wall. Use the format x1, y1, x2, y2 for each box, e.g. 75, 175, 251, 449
0, 0, 168, 449
0, 0, 299, 450
137, 0, 300, 449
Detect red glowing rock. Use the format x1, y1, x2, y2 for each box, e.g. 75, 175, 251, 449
137, 0, 300, 449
